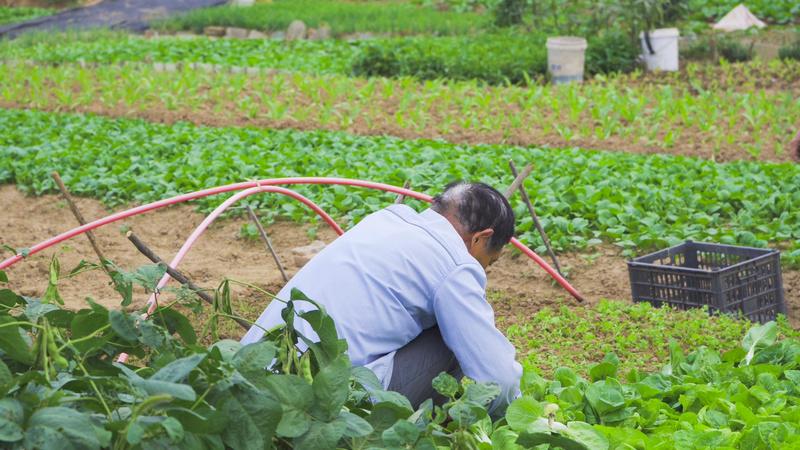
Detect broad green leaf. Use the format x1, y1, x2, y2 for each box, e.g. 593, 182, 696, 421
432, 372, 459, 399
564, 422, 609, 450
0, 399, 24, 442
216, 385, 281, 450
555, 367, 578, 387
151, 354, 205, 382
743, 321, 778, 365
0, 289, 21, 308
506, 397, 544, 433
232, 341, 276, 383
0, 359, 12, 390
584, 380, 626, 419
153, 308, 197, 344
109, 310, 139, 342
294, 419, 346, 450
338, 411, 372, 438
210, 339, 240, 362
312, 355, 351, 420
161, 416, 184, 443
137, 380, 196, 401
464, 382, 501, 407
24, 407, 101, 450
382, 419, 419, 447
0, 315, 33, 365
492, 425, 522, 450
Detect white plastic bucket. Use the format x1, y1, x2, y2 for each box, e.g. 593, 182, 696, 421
640, 28, 679, 71
546, 37, 588, 84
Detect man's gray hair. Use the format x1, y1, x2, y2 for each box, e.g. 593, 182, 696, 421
431, 181, 515, 251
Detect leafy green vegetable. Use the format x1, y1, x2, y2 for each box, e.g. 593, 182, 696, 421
1, 108, 799, 265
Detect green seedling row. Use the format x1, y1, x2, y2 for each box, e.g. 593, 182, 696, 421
0, 6, 51, 26
0, 62, 797, 162
151, 0, 490, 36
0, 33, 361, 75
1, 108, 799, 264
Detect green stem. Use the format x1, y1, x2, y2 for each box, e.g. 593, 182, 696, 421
225, 279, 284, 302
190, 383, 215, 410
77, 357, 113, 418
59, 323, 111, 352
0, 321, 43, 330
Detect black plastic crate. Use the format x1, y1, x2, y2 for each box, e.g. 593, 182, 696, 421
627, 241, 786, 323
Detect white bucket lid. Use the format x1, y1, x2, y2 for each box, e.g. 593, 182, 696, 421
639, 28, 680, 39
546, 36, 588, 50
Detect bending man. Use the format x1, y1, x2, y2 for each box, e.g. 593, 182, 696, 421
241, 181, 522, 414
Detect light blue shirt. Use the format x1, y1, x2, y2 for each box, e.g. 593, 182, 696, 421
241, 205, 522, 411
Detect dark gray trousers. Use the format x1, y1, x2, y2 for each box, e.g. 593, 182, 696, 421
387, 326, 463, 408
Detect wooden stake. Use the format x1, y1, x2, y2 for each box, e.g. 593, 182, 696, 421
503, 164, 534, 199
126, 230, 250, 330
508, 161, 564, 276
246, 206, 289, 283
394, 180, 411, 204
51, 171, 110, 274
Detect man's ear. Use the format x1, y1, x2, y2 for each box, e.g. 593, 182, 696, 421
473, 228, 494, 244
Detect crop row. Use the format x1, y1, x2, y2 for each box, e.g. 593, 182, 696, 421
1, 262, 799, 449
152, 0, 490, 36
9, 32, 800, 87
0, 32, 360, 75
0, 6, 50, 26
1, 62, 797, 163
1, 108, 799, 264
0, 31, 633, 84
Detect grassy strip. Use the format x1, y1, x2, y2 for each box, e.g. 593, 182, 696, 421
0, 6, 51, 26
151, 0, 490, 36
0, 62, 797, 162
4, 31, 799, 87
500, 299, 798, 377
1, 108, 799, 263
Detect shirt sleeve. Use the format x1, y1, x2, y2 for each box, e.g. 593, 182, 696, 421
432, 263, 522, 414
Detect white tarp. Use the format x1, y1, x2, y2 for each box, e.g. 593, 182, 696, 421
712, 4, 766, 32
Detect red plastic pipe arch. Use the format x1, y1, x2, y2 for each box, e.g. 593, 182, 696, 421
0, 177, 584, 303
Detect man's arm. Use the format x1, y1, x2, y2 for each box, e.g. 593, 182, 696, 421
433, 263, 522, 414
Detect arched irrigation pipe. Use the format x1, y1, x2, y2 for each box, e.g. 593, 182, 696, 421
143, 185, 344, 315
0, 177, 583, 302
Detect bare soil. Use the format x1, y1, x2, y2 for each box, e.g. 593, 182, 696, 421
2, 185, 797, 336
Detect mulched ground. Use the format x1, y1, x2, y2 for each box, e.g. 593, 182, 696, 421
0, 0, 225, 38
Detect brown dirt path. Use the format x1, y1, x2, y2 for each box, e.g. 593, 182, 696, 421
1, 185, 797, 332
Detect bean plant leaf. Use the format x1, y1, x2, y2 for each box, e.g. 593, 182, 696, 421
232, 341, 276, 386
23, 407, 101, 450
0, 399, 24, 442
312, 355, 351, 420
0, 315, 33, 365
217, 385, 282, 450
338, 411, 373, 438
382, 419, 420, 447
151, 354, 205, 382
294, 419, 347, 450
0, 289, 21, 308
0, 271, 6, 283
152, 308, 197, 344
109, 310, 139, 342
